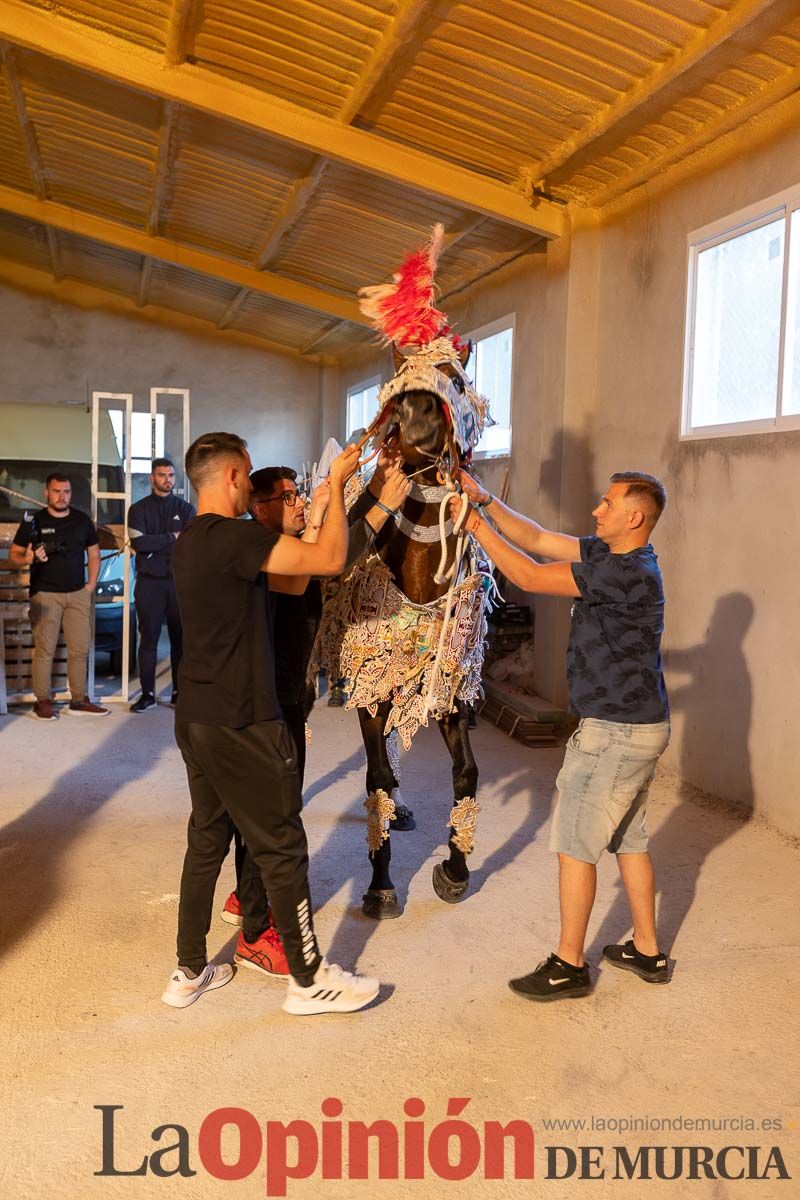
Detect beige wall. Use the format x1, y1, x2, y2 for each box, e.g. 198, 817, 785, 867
0, 284, 322, 471
335, 123, 800, 837
579, 123, 800, 838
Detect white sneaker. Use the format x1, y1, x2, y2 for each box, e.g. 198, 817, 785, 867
282, 959, 380, 1016
161, 962, 234, 1008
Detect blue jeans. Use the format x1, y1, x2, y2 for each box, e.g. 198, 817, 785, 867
549, 717, 671, 864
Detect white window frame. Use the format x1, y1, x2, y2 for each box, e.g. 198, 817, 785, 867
465, 314, 515, 460
681, 182, 800, 440
345, 374, 382, 440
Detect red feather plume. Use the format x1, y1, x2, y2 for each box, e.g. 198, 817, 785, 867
358, 224, 450, 348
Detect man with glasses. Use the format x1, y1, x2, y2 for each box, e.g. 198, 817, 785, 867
222, 451, 411, 965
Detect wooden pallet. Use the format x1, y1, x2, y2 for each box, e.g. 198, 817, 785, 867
0, 561, 68, 709
478, 692, 558, 746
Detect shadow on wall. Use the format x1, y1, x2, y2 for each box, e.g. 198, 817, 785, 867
587, 592, 754, 959
539, 429, 595, 535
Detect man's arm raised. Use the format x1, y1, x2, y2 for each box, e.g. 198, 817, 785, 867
452, 498, 580, 598
262, 444, 359, 580
458, 470, 580, 562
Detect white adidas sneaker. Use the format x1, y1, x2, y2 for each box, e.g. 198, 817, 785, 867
161, 962, 234, 1009
282, 959, 380, 1016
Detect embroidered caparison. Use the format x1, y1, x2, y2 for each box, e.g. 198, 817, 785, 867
448, 796, 480, 856
364, 788, 396, 853
310, 554, 488, 750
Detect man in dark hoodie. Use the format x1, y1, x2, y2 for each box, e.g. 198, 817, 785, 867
127, 458, 195, 711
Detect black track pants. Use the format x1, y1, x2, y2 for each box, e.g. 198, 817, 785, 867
135, 576, 182, 694
233, 701, 308, 890
174, 720, 321, 984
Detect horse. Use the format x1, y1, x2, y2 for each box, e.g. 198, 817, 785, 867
316, 338, 490, 920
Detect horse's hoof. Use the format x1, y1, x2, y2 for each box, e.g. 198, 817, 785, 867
389, 804, 416, 832
432, 863, 469, 904
362, 889, 402, 920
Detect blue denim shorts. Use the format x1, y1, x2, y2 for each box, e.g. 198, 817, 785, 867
549, 718, 671, 864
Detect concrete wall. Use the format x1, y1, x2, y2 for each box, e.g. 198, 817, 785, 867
576, 122, 800, 838
335, 122, 800, 838
0, 284, 322, 472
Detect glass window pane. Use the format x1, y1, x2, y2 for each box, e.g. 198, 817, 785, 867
782, 208, 800, 416
473, 327, 513, 455
346, 382, 380, 438
130, 412, 165, 460
691, 218, 784, 428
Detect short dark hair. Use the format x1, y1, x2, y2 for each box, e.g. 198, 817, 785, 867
152, 457, 174, 472
610, 471, 666, 524
45, 472, 71, 487
185, 432, 248, 490
249, 466, 297, 505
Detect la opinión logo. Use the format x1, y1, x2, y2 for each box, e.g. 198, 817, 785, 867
95, 1098, 535, 1195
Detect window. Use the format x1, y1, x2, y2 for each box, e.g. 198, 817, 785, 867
346, 376, 381, 439
683, 184, 800, 438
109, 411, 166, 474
465, 317, 514, 457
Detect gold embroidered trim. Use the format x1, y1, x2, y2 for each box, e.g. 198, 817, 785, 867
448, 796, 480, 856
310, 555, 488, 749
365, 788, 396, 853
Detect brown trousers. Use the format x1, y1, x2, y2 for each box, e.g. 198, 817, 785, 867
29, 588, 91, 701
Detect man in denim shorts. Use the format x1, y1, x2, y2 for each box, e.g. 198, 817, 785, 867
456, 470, 670, 1000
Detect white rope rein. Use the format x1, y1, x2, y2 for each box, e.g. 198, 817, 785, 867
424, 481, 470, 716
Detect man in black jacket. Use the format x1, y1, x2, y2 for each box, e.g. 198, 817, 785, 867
128, 459, 195, 711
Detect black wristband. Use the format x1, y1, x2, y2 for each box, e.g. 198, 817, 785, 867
476, 493, 494, 509
375, 499, 398, 519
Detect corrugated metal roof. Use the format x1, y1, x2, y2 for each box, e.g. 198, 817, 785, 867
192, 0, 397, 117
0, 209, 52, 270
0, 1, 797, 358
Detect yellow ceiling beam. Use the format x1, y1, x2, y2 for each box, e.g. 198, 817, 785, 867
0, 255, 329, 363
136, 256, 152, 307
0, 183, 367, 323
530, 0, 779, 184
337, 0, 445, 125
165, 0, 201, 68
148, 101, 178, 237
301, 319, 345, 356
590, 60, 800, 208
442, 237, 545, 302
253, 159, 330, 270
0, 0, 565, 239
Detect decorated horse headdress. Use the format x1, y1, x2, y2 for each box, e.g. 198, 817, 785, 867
358, 224, 491, 463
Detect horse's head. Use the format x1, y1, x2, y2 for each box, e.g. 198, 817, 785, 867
389, 341, 472, 470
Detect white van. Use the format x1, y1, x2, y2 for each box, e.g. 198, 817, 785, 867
0, 402, 134, 675
0, 402, 123, 547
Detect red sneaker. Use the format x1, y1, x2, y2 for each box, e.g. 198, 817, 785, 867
234, 927, 289, 979
221, 891, 243, 927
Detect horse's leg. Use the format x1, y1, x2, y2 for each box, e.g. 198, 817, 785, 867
358, 703, 402, 919
386, 728, 416, 831
432, 699, 479, 903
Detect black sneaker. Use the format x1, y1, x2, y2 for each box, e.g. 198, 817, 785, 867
603, 940, 669, 984
509, 953, 591, 1002
130, 693, 156, 713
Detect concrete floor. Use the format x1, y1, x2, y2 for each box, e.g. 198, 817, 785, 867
1, 701, 798, 1199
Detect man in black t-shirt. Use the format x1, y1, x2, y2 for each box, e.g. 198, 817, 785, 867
162, 431, 380, 1016
455, 470, 671, 1001
220, 454, 412, 929
10, 472, 109, 719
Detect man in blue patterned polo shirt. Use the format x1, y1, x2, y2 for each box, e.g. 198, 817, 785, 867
456, 470, 670, 1001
